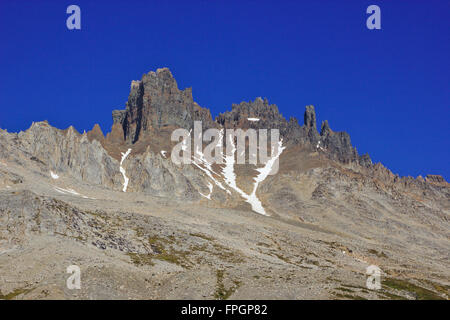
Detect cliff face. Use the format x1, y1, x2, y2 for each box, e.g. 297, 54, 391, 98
216, 99, 369, 166
113, 68, 215, 144
0, 121, 218, 200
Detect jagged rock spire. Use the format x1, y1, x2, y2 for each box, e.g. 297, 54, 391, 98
304, 105, 317, 129
320, 120, 331, 136
112, 68, 215, 144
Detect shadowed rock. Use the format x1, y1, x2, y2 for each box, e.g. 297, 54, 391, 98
114, 68, 215, 144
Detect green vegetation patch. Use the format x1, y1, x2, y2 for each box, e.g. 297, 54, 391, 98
0, 287, 33, 300
128, 235, 191, 268
189, 233, 215, 241
380, 291, 406, 300
214, 270, 241, 300
382, 278, 444, 300
368, 249, 388, 258
333, 292, 367, 300
191, 242, 245, 264
127, 252, 155, 266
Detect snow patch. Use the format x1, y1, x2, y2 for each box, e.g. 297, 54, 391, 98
53, 186, 95, 199
188, 128, 286, 214
247, 118, 260, 122
221, 136, 255, 210
192, 129, 230, 194
316, 140, 325, 151
120, 148, 132, 192
247, 139, 285, 215
50, 171, 59, 179
199, 182, 213, 200
220, 135, 286, 216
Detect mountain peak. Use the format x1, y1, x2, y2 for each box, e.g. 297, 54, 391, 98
113, 69, 214, 144
109, 69, 372, 168
304, 105, 317, 129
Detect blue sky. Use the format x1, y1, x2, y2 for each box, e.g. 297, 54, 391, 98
0, 0, 448, 179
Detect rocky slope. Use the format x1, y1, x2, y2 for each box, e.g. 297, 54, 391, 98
0, 68, 448, 300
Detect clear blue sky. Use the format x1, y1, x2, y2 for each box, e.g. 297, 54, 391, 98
0, 1, 448, 179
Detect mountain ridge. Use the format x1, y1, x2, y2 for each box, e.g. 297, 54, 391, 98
4, 68, 444, 183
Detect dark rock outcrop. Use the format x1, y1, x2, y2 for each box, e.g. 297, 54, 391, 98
113, 68, 215, 144
112, 110, 126, 126
425, 174, 448, 186
215, 97, 368, 166
216, 97, 293, 135
304, 105, 317, 129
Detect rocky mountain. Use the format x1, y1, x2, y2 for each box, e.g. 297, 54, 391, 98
112, 68, 369, 166
113, 68, 216, 143
0, 68, 448, 300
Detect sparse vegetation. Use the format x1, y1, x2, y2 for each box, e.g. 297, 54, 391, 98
214, 269, 241, 300
0, 287, 33, 300
256, 242, 271, 248
273, 252, 292, 264
368, 249, 388, 258
336, 287, 354, 293
332, 292, 367, 300
382, 278, 444, 300
422, 280, 450, 296
128, 235, 191, 268
127, 252, 155, 266
380, 291, 406, 300
189, 233, 215, 241
340, 283, 369, 293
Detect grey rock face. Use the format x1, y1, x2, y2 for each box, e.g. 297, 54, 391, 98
0, 121, 218, 201
0, 190, 148, 254
115, 68, 215, 144
426, 174, 447, 186
112, 110, 126, 126
320, 120, 330, 136
304, 105, 317, 129
215, 97, 363, 165
320, 130, 357, 163
216, 97, 287, 128
319, 120, 369, 165
358, 153, 372, 167
14, 122, 121, 189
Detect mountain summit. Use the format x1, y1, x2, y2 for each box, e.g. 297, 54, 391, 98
110, 68, 370, 167
113, 68, 215, 144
